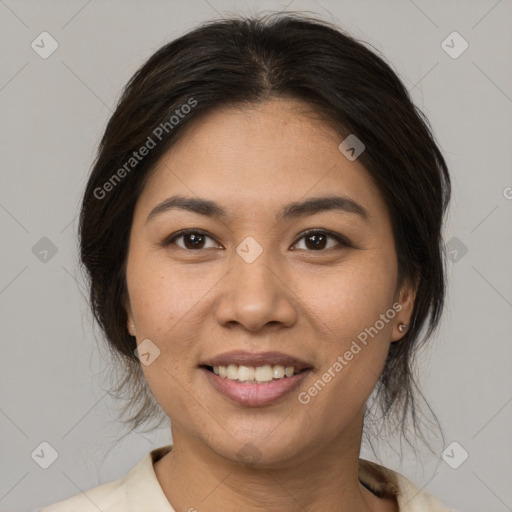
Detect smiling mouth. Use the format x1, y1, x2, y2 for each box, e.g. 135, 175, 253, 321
200, 363, 312, 407
202, 364, 308, 384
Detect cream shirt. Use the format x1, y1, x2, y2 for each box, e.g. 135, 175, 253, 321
40, 445, 455, 511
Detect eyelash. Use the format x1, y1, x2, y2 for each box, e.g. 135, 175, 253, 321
162, 228, 351, 252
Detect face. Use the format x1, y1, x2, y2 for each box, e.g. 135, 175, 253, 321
124, 98, 415, 467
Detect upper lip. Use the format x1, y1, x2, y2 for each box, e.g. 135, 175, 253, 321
200, 351, 312, 371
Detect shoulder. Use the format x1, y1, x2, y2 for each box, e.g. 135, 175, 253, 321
38, 473, 128, 512
359, 459, 457, 512
39, 446, 174, 512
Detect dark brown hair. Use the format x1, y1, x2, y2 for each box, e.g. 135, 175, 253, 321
79, 13, 451, 447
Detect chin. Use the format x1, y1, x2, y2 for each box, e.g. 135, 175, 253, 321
196, 423, 312, 469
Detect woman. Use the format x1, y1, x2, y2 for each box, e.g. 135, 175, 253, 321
41, 13, 454, 512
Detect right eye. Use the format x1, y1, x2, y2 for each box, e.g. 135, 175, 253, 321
163, 229, 221, 251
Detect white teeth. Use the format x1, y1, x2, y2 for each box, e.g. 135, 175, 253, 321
226, 364, 239, 380
238, 365, 255, 381
254, 365, 273, 382
212, 364, 301, 383
273, 365, 285, 379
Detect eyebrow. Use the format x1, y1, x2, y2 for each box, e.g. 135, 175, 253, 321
146, 194, 369, 224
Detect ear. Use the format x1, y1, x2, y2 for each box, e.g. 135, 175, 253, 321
390, 278, 417, 342
124, 293, 136, 337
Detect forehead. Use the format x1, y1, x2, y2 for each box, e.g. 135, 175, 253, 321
135, 98, 388, 224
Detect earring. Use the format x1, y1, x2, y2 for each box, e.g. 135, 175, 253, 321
398, 322, 407, 333
130, 323, 136, 334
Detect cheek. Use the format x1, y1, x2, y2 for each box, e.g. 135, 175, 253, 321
127, 251, 208, 342
300, 253, 397, 338
294, 255, 397, 401
127, 259, 207, 423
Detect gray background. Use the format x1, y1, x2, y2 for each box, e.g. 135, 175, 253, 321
1, 0, 511, 511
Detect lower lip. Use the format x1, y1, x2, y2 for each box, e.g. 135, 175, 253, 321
200, 367, 311, 407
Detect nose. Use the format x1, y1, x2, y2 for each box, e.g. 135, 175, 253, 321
214, 249, 297, 332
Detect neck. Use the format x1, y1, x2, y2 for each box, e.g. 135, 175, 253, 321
154, 421, 395, 512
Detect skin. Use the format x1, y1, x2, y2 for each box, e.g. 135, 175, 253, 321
124, 98, 415, 512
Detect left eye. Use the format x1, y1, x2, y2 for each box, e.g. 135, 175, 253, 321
292, 229, 349, 251
163, 229, 349, 251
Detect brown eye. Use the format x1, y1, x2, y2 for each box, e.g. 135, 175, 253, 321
165, 230, 219, 250
292, 229, 349, 251
163, 228, 350, 252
